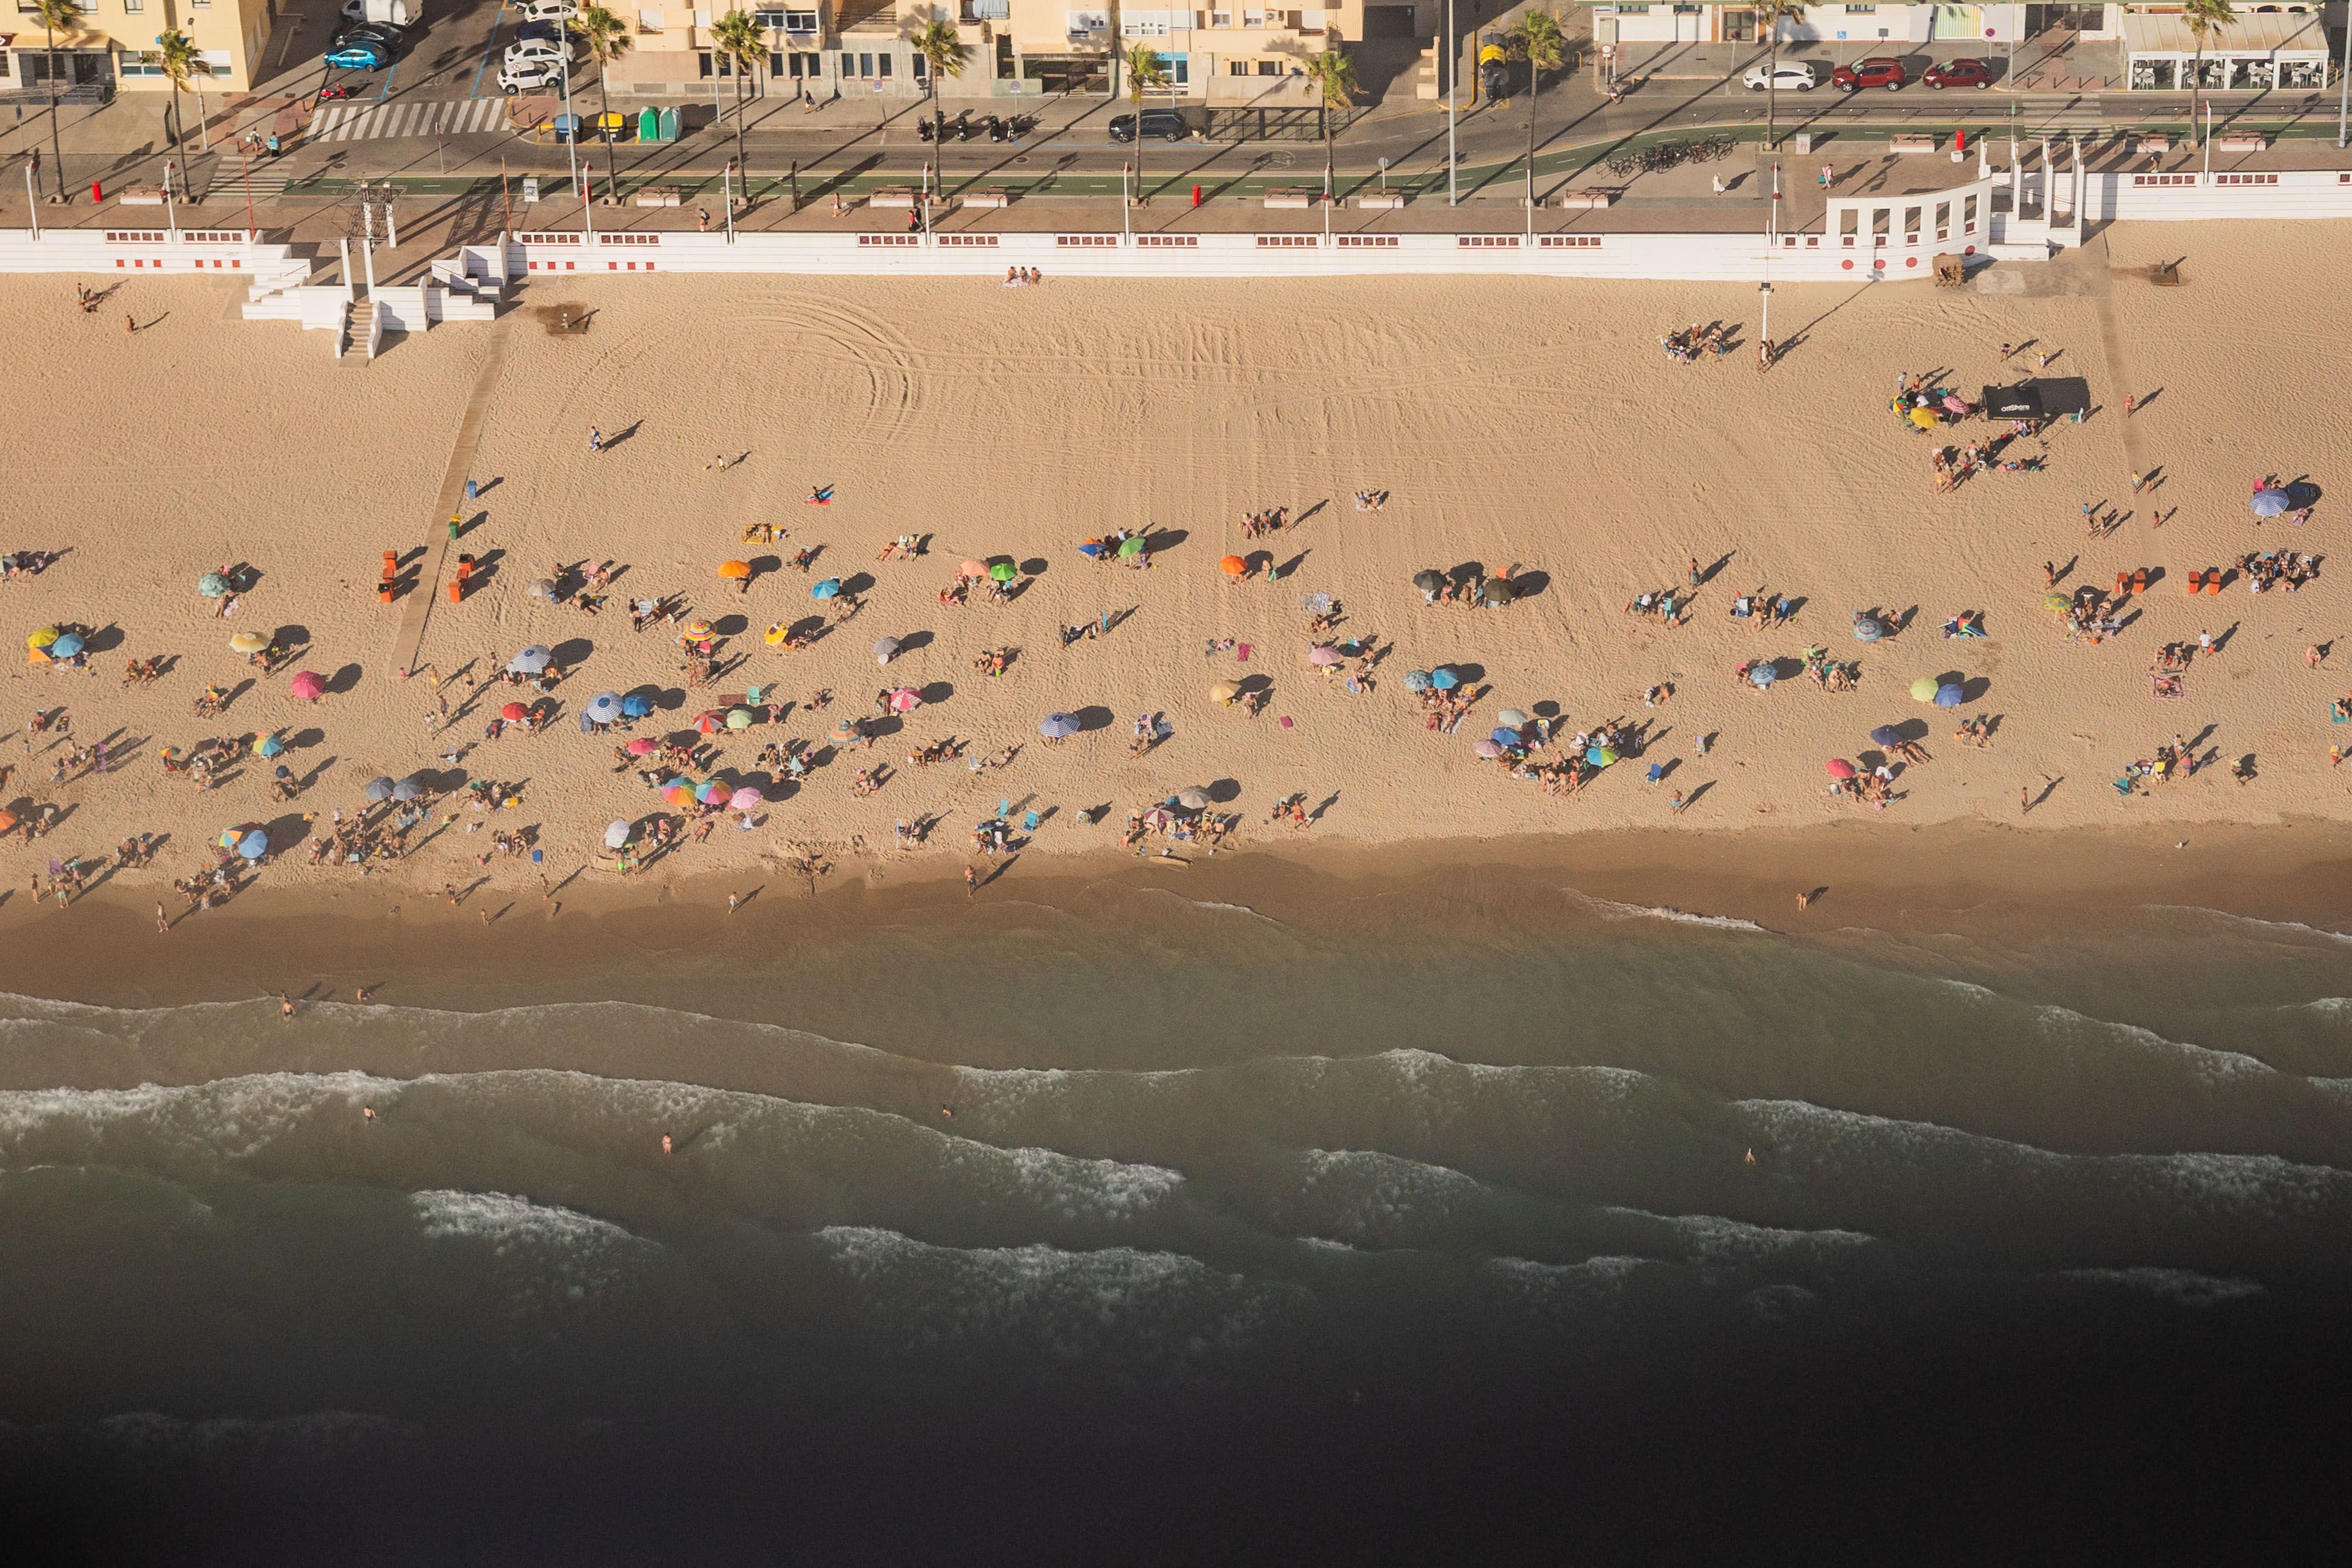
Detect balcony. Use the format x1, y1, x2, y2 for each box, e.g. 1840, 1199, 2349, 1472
960, 0, 1008, 19
835, 0, 895, 32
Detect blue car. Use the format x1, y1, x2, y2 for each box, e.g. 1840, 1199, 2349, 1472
325, 39, 393, 68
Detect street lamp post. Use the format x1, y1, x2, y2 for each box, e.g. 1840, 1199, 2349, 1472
25, 152, 38, 240
1446, 0, 1457, 205
2337, 11, 2350, 149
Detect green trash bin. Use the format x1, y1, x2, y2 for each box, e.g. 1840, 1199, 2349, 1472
639, 106, 659, 142
658, 107, 680, 143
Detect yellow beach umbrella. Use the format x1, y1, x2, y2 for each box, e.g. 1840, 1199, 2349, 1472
27, 626, 58, 650
230, 631, 271, 654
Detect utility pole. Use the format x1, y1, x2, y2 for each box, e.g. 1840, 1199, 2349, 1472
2337, 13, 2349, 149
1446, 0, 1457, 205
25, 151, 39, 240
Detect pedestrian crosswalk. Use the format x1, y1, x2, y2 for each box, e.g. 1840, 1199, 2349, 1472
311, 96, 512, 143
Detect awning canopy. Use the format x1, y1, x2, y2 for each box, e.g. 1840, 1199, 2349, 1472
2122, 11, 2330, 61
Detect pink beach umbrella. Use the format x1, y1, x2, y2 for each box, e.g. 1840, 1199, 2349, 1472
289, 670, 326, 701
958, 559, 988, 580
1826, 758, 1858, 780
627, 736, 659, 756
888, 687, 923, 713
729, 785, 764, 810
1308, 645, 1344, 666
1472, 738, 1505, 758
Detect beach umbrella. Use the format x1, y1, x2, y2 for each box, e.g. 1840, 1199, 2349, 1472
218, 828, 242, 850
237, 829, 268, 860
529, 578, 558, 600
586, 692, 624, 724
1210, 679, 1241, 703
363, 775, 395, 803
26, 627, 58, 655
198, 571, 230, 598
1431, 668, 1459, 691
959, 559, 988, 579
1826, 758, 1857, 780
764, 623, 789, 646
1908, 406, 1939, 430
1117, 536, 1147, 559
1078, 540, 1108, 559
1496, 708, 1529, 729
988, 561, 1017, 583
290, 670, 326, 700
1852, 616, 1884, 642
829, 718, 863, 744
682, 620, 715, 641
0, 811, 16, 834
811, 578, 842, 600
693, 711, 722, 735
727, 708, 754, 730
273, 764, 293, 781
230, 630, 270, 654
2251, 488, 2291, 517
625, 736, 657, 757
731, 785, 764, 810
1909, 676, 1940, 702
620, 693, 654, 720
392, 776, 425, 802
1175, 787, 1211, 810
576, 712, 596, 735
1473, 739, 1505, 758
2043, 592, 2073, 614
1935, 683, 1965, 708
1140, 807, 1175, 830
1413, 570, 1445, 593
1308, 645, 1343, 666
663, 783, 696, 808
1039, 713, 1080, 740
889, 687, 922, 713
1749, 664, 1778, 688
1482, 578, 1515, 606
1868, 725, 1903, 748
258, 735, 286, 758
509, 646, 553, 674
1940, 394, 1970, 416
1586, 745, 1619, 767
1403, 670, 1434, 693
501, 701, 529, 721
873, 636, 901, 664
604, 820, 632, 849
697, 780, 733, 807
1489, 726, 1522, 749
1219, 554, 1248, 577
718, 560, 753, 580
49, 633, 83, 658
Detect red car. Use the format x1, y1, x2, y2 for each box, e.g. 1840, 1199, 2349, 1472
1831, 56, 1907, 92
1923, 56, 1996, 90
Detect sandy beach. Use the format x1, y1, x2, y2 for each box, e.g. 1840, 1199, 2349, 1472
3, 220, 2348, 939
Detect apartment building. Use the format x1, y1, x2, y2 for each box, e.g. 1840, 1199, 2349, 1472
605, 1, 1429, 101
1, 0, 283, 98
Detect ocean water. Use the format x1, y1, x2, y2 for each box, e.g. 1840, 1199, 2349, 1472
5, 883, 2352, 1557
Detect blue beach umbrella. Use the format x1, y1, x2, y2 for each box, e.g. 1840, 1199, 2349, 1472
1867, 725, 1903, 748
1078, 541, 1107, 559
1852, 616, 1885, 642
509, 645, 553, 674
1430, 668, 1459, 691
620, 692, 654, 720
1489, 726, 1522, 750
811, 578, 842, 600
1749, 664, 1778, 687
1586, 745, 1619, 767
2251, 488, 2291, 517
48, 633, 82, 658
1403, 670, 1434, 693
257, 735, 285, 758
198, 571, 230, 598
1934, 683, 1965, 708
236, 829, 268, 860
1039, 713, 1080, 739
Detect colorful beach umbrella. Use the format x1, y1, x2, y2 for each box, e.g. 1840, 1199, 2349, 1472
1910, 677, 1940, 702
682, 621, 715, 641
811, 578, 842, 600
257, 735, 285, 758
198, 571, 230, 598
289, 670, 326, 700
1586, 745, 1619, 767
1039, 713, 1080, 740
829, 718, 862, 744
697, 780, 733, 807
1826, 758, 1857, 780
663, 783, 696, 808
888, 687, 922, 713
2043, 592, 2073, 613
1078, 540, 1107, 559
694, 711, 723, 735
230, 630, 270, 654
509, 646, 553, 674
1852, 616, 1885, 642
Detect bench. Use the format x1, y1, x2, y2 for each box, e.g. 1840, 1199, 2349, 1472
1556, 188, 1615, 210
119, 185, 171, 206
632, 186, 682, 208
1262, 187, 1313, 209
1356, 191, 1407, 210
868, 185, 918, 209
2217, 131, 2267, 152
964, 187, 1013, 209
1889, 133, 1939, 154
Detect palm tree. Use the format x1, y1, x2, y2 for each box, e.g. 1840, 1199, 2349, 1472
156, 30, 197, 151
569, 7, 633, 199
1756, 0, 1805, 153
1121, 42, 1167, 206
708, 8, 766, 182
911, 16, 968, 122
2183, 0, 2237, 151
1508, 10, 1562, 214
1301, 37, 1357, 208
34, 0, 83, 202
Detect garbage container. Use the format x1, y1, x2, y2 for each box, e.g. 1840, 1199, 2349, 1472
553, 113, 580, 143
1793, 131, 1812, 154
639, 106, 660, 142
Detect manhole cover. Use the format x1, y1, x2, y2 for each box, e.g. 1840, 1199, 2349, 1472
1014, 155, 1029, 165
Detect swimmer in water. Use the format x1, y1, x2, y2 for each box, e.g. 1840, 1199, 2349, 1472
661, 1134, 673, 1155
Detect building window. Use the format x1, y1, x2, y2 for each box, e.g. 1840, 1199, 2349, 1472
123, 0, 145, 12
769, 49, 785, 73
1210, 9, 1231, 25
754, 8, 818, 28
1615, 4, 1649, 12
638, 8, 663, 32
911, 54, 926, 79
1151, 51, 1186, 85
1843, 4, 1876, 12
1256, 58, 1277, 74
857, 51, 874, 76
876, 54, 890, 78
1228, 59, 1248, 73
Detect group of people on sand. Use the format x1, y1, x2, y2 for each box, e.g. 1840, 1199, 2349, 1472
1828, 767, 1902, 810
2236, 549, 2319, 594
1002, 267, 1044, 287
1661, 323, 1730, 363
1, 550, 59, 579
1242, 507, 1290, 540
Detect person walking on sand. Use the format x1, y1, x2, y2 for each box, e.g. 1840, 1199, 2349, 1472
155, 902, 168, 934
964, 865, 978, 898
727, 891, 740, 914
2020, 785, 2031, 814
2308, 644, 2324, 670
2199, 628, 2213, 657
589, 426, 603, 454
280, 993, 295, 1019
2124, 393, 2137, 417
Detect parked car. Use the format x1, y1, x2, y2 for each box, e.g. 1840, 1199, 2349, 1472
1923, 56, 1996, 90
1831, 56, 1907, 92
338, 0, 417, 25
1108, 108, 1191, 142
325, 24, 406, 70
505, 38, 568, 71
517, 0, 578, 18
499, 58, 566, 95
1740, 61, 1816, 92
516, 19, 567, 44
